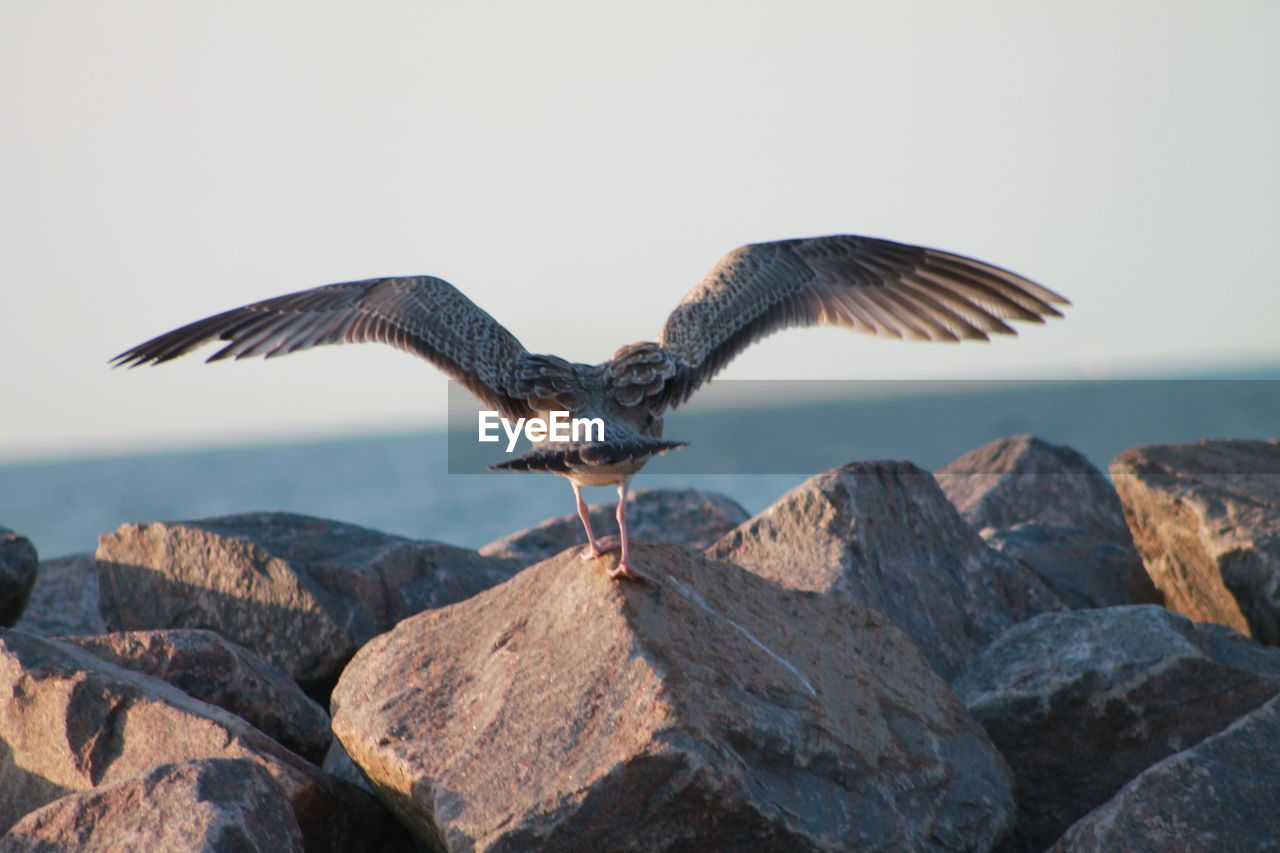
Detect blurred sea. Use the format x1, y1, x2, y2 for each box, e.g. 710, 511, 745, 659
3, 377, 1277, 561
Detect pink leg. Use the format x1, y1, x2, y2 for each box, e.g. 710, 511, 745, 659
606, 480, 649, 582
574, 481, 606, 560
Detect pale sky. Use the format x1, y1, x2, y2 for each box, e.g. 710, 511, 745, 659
3, 1, 1277, 462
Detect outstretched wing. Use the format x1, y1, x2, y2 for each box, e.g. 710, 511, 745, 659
112, 276, 536, 418
658, 234, 1069, 403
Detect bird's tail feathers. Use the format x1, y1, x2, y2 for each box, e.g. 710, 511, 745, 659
489, 437, 688, 474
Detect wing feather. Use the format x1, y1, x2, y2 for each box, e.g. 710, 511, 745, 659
658, 234, 1069, 403
112, 276, 536, 418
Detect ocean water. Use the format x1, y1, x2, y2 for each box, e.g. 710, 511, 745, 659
3, 379, 1277, 561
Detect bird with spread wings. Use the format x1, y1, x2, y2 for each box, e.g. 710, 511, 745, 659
113, 234, 1069, 581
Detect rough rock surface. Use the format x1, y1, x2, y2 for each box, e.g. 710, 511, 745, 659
977, 523, 1159, 611
954, 605, 1280, 852
938, 435, 1133, 539
480, 487, 749, 565
13, 554, 106, 637
333, 542, 1015, 852
1110, 439, 1280, 643
95, 512, 521, 685
0, 758, 305, 852
936, 435, 1159, 609
0, 629, 410, 851
709, 460, 1063, 680
60, 629, 331, 763
1049, 694, 1280, 852
0, 528, 38, 628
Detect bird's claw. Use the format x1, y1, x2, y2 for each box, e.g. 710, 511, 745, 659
607, 559, 654, 584
579, 537, 620, 560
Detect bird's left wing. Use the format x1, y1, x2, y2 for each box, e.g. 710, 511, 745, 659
656, 234, 1070, 405
111, 276, 536, 419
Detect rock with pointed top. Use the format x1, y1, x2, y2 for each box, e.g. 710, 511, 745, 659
708, 460, 1063, 680
937, 436, 1159, 609
332, 542, 1015, 852
1110, 439, 1280, 643
938, 435, 1131, 539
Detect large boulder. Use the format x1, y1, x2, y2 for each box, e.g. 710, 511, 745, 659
60, 629, 331, 763
708, 460, 1063, 680
95, 512, 521, 686
936, 435, 1159, 609
0, 629, 410, 851
1050, 694, 1280, 851
954, 605, 1280, 852
0, 758, 305, 852
12, 554, 106, 637
1110, 439, 1280, 643
480, 487, 749, 565
938, 435, 1133, 538
332, 542, 1015, 852
0, 528, 37, 628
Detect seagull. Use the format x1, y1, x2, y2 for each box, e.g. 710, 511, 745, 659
112, 234, 1069, 581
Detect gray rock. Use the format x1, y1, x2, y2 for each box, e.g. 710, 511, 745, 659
13, 554, 106, 637
480, 487, 749, 565
937, 436, 1159, 609
954, 605, 1280, 852
332, 542, 1015, 852
980, 522, 1160, 610
709, 460, 1063, 680
0, 628, 412, 851
1111, 439, 1280, 643
0, 758, 304, 852
95, 512, 521, 685
0, 529, 37, 628
60, 629, 331, 763
938, 435, 1133, 539
1050, 694, 1280, 852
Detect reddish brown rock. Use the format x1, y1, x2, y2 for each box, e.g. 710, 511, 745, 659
480, 487, 749, 565
0, 758, 305, 852
937, 436, 1159, 609
709, 460, 1063, 680
954, 605, 1280, 852
1050, 694, 1280, 852
61, 629, 331, 763
1110, 439, 1280, 643
95, 512, 520, 685
0, 528, 37, 628
332, 542, 1015, 852
0, 629, 411, 851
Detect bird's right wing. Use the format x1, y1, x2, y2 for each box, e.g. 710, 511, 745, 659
657, 235, 1069, 405
112, 276, 537, 419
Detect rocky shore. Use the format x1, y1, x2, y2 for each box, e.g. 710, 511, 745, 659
2, 436, 1278, 851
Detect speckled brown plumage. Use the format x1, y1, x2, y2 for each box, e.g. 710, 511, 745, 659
112, 234, 1070, 580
